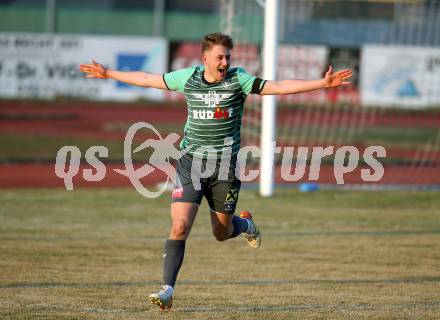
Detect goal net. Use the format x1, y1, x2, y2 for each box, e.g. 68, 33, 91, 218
219, 0, 440, 191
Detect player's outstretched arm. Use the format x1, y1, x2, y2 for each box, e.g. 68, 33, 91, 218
260, 66, 352, 95
79, 60, 168, 90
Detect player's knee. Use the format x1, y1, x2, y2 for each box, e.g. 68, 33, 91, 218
212, 226, 230, 241
170, 221, 190, 239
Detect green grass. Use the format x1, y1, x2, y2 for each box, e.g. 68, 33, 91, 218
0, 133, 124, 162
352, 125, 439, 149
0, 122, 183, 162
1, 189, 439, 319
0, 133, 161, 163
277, 124, 439, 150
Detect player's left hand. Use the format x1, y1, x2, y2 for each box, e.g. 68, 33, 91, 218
324, 66, 353, 88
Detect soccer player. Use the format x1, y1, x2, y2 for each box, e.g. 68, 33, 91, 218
79, 33, 352, 310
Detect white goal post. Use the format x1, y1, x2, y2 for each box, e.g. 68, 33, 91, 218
220, 0, 279, 197
259, 0, 279, 197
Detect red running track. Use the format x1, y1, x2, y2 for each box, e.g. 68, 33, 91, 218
1, 100, 439, 188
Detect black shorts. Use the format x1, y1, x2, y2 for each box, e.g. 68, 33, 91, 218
171, 154, 241, 214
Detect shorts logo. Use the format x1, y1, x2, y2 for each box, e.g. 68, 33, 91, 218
225, 188, 239, 202
224, 188, 238, 212
172, 187, 183, 199
224, 202, 234, 211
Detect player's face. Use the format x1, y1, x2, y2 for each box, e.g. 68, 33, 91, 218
203, 45, 231, 82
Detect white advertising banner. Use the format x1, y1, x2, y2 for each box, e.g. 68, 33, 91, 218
0, 33, 167, 101
361, 45, 440, 108
278, 44, 328, 80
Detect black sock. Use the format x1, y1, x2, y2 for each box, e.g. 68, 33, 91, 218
162, 239, 185, 288
230, 215, 249, 238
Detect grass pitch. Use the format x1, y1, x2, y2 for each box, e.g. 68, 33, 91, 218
0, 188, 439, 319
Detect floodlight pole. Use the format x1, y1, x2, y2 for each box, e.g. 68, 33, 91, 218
153, 0, 165, 37
45, 0, 56, 33
259, 0, 279, 197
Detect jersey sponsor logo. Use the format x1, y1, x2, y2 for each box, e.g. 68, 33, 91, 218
214, 107, 230, 119
193, 107, 233, 119
194, 90, 233, 107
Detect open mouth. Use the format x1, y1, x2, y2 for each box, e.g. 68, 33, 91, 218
218, 67, 228, 78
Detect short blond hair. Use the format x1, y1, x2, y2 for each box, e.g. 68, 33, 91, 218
201, 33, 234, 53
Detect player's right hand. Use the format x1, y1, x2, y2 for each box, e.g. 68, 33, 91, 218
79, 60, 108, 79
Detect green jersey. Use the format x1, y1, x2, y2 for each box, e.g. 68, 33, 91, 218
163, 65, 265, 158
